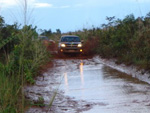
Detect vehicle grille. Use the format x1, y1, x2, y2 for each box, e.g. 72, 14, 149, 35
66, 44, 78, 47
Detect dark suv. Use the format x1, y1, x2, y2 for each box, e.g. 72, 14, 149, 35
58, 35, 83, 53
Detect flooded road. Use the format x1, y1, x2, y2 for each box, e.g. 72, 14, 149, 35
26, 58, 150, 113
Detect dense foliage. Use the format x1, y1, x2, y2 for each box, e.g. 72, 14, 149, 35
0, 16, 50, 112
74, 12, 150, 70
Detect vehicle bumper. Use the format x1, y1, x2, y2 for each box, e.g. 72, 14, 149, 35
59, 47, 83, 53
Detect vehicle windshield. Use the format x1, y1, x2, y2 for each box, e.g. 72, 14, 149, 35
61, 36, 80, 42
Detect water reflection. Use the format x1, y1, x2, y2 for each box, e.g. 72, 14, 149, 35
64, 72, 68, 86
80, 60, 84, 85
60, 59, 150, 113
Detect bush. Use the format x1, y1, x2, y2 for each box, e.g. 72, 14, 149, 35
74, 12, 150, 70
0, 17, 50, 112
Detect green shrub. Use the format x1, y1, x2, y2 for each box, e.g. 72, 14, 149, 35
0, 18, 50, 112
74, 12, 150, 70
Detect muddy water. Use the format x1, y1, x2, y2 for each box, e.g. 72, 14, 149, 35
26, 58, 150, 113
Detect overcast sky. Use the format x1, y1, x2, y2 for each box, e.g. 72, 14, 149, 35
0, 0, 150, 33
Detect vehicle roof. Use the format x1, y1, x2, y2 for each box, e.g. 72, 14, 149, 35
61, 35, 79, 38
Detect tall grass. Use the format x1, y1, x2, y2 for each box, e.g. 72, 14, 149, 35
0, 0, 54, 112
0, 18, 50, 112
0, 61, 21, 112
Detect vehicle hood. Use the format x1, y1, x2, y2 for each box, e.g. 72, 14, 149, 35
61, 42, 81, 44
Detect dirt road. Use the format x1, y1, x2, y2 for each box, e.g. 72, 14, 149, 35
25, 57, 150, 113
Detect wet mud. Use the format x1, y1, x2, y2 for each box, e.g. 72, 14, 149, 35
25, 57, 150, 113
25, 59, 98, 113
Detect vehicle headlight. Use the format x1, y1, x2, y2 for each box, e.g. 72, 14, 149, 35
61, 44, 66, 47
77, 44, 82, 47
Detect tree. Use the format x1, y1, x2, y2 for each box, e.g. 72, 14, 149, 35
40, 29, 52, 36
0, 16, 4, 28
56, 29, 61, 34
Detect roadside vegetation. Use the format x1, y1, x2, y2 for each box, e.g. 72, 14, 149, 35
0, 16, 50, 112
69, 12, 150, 71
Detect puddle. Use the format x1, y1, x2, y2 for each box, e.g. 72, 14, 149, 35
25, 58, 150, 113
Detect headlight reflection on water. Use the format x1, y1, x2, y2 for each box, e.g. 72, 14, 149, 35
64, 72, 68, 86
63, 61, 84, 91
80, 61, 84, 85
